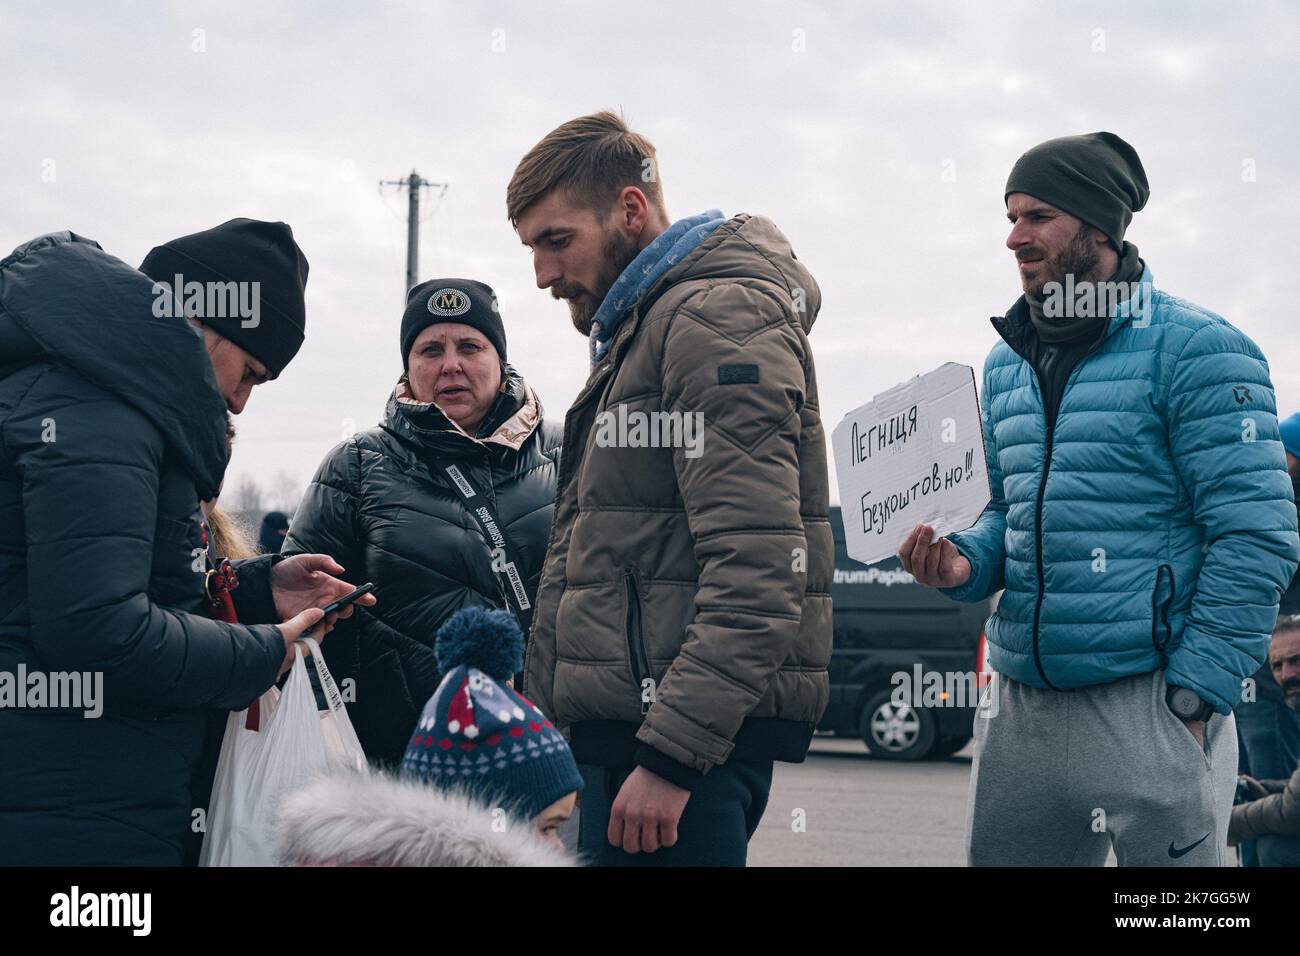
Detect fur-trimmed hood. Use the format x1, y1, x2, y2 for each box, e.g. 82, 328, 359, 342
275, 769, 574, 867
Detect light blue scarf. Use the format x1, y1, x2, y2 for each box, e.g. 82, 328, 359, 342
589, 209, 725, 367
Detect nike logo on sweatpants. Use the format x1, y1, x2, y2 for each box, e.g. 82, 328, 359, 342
1168, 833, 1210, 858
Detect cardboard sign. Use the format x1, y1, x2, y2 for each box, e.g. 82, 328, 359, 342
832, 362, 991, 566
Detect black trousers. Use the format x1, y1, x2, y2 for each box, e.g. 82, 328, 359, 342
576, 759, 773, 867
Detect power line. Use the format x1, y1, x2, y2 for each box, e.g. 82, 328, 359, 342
378, 169, 449, 296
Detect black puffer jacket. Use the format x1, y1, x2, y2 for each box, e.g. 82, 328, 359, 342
283, 372, 560, 765
0, 233, 286, 865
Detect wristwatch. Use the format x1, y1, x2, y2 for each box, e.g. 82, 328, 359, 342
1165, 684, 1214, 723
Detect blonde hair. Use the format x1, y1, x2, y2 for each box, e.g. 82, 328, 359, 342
507, 110, 665, 226
205, 414, 257, 561
206, 506, 257, 561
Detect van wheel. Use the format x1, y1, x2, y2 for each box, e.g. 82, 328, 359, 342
859, 688, 936, 761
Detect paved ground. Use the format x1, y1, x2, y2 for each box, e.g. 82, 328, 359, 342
564, 734, 1125, 866
748, 735, 976, 866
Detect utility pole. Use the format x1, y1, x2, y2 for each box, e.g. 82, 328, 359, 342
379, 169, 449, 294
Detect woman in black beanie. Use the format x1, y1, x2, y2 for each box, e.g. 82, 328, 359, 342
283, 279, 561, 766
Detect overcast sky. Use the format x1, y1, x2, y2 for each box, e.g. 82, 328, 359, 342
4, 1, 1297, 510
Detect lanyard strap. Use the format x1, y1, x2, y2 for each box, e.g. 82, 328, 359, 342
441, 463, 534, 636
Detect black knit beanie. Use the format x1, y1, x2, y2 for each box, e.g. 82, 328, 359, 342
1005, 132, 1150, 250
401, 278, 506, 371
139, 218, 309, 378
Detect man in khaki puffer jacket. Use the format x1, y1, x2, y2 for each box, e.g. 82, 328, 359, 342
509, 111, 832, 866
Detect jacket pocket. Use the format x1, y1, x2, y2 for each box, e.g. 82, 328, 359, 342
623, 569, 653, 715
1151, 563, 1176, 661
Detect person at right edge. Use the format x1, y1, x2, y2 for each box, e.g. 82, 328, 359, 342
1233, 411, 1300, 865
508, 111, 832, 867
899, 132, 1300, 866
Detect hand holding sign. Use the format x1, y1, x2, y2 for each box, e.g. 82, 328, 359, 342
831, 363, 991, 567
897, 523, 971, 587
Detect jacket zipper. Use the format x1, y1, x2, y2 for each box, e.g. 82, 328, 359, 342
1029, 365, 1058, 689
1027, 334, 1111, 689
624, 569, 653, 714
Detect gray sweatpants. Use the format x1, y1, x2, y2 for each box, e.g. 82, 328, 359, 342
966, 668, 1238, 866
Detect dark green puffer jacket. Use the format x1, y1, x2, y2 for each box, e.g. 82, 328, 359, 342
0, 232, 286, 865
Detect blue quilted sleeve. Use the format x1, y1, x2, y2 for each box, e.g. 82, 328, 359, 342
940, 357, 1008, 603
1164, 318, 1300, 713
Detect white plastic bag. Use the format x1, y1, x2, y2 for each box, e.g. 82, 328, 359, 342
200, 637, 366, 866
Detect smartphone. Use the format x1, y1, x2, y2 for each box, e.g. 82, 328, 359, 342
320, 582, 375, 616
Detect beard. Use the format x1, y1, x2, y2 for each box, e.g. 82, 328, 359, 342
1285, 686, 1300, 712
551, 228, 640, 336
1020, 223, 1103, 297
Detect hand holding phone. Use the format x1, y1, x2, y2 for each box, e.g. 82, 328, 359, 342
275, 580, 374, 676
320, 582, 376, 616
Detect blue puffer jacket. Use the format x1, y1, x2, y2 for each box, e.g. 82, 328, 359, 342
941, 267, 1300, 714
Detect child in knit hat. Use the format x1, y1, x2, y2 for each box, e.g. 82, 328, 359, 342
400, 607, 583, 851
276, 607, 581, 866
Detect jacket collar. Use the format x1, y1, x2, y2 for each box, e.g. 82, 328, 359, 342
991, 263, 1156, 361
569, 213, 817, 414
384, 366, 542, 455
589, 209, 725, 366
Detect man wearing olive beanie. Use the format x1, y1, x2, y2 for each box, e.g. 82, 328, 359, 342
1004, 131, 1150, 253
900, 132, 1300, 867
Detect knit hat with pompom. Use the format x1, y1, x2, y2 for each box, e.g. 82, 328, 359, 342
400, 607, 582, 819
